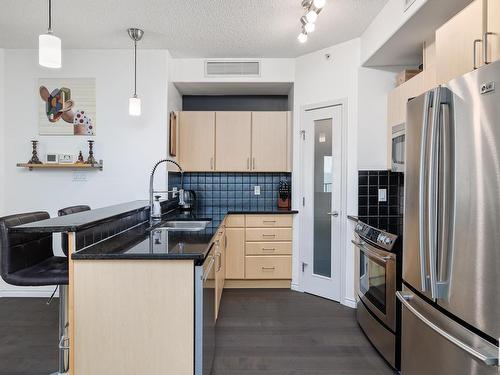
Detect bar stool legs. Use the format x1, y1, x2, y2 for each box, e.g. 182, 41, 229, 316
51, 285, 69, 375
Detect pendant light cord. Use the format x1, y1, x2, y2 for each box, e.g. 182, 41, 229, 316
48, 0, 52, 33
134, 40, 137, 97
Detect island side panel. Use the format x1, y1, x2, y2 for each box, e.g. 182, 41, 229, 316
73, 259, 194, 375
68, 232, 76, 375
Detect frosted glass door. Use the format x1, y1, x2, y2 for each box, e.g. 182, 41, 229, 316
313, 119, 333, 277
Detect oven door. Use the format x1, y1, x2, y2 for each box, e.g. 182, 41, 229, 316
392, 123, 405, 173
353, 236, 397, 331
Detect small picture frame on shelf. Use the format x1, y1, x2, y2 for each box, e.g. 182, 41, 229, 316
46, 153, 58, 164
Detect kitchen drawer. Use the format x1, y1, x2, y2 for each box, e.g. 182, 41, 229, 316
245, 256, 292, 279
245, 242, 292, 255
245, 228, 292, 242
245, 215, 292, 228
226, 214, 245, 227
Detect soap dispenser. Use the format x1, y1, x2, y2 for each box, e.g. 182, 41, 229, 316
152, 195, 162, 219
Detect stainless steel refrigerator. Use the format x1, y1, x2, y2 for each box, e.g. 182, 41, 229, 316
398, 60, 500, 374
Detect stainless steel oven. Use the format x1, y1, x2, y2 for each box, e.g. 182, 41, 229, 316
354, 236, 396, 330
391, 123, 405, 172
353, 221, 400, 369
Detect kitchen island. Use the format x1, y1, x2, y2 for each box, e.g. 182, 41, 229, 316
10, 200, 297, 375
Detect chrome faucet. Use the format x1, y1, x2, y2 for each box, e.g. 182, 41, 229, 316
149, 159, 184, 223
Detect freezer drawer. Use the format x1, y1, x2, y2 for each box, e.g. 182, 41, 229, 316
398, 288, 498, 375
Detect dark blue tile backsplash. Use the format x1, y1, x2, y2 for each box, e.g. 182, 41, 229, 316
358, 170, 404, 236
169, 172, 292, 229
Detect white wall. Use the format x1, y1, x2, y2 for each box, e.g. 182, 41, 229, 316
0, 49, 170, 296
357, 67, 398, 170
293, 39, 360, 307
171, 58, 295, 83
360, 0, 428, 65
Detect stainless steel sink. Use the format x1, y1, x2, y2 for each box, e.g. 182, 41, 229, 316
154, 220, 210, 231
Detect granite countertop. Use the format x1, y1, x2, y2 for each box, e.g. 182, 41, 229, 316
10, 200, 151, 233
71, 221, 215, 265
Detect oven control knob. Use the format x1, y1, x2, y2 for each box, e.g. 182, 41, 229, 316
384, 237, 392, 245
378, 235, 386, 243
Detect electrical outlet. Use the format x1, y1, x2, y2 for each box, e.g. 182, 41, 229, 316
172, 187, 178, 198
254, 185, 261, 195
72, 172, 87, 182
378, 188, 387, 202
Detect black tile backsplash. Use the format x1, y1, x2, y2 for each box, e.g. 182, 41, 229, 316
358, 170, 404, 236
170, 172, 291, 230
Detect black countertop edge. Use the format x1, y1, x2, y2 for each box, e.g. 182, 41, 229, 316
9, 200, 179, 234
227, 210, 298, 215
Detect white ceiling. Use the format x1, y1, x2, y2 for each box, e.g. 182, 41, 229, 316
0, 0, 388, 58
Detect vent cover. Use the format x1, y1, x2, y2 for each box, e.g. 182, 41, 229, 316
403, 0, 417, 12
205, 61, 260, 77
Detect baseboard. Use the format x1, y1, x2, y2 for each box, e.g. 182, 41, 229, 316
0, 288, 56, 298
342, 296, 357, 309
291, 282, 302, 292
224, 280, 291, 289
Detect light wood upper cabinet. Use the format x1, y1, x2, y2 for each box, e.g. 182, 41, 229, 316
225, 228, 245, 279
251, 112, 288, 172
436, 0, 486, 84
179, 111, 215, 171
215, 112, 252, 171
487, 0, 500, 64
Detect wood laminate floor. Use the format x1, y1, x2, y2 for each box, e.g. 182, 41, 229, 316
0, 289, 395, 375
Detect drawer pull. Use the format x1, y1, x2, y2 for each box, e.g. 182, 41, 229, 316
262, 234, 276, 238
262, 267, 276, 271
263, 220, 276, 223
262, 248, 276, 251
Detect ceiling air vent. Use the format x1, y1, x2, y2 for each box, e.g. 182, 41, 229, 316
205, 61, 261, 77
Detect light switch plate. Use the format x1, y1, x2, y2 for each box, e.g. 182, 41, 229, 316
378, 188, 387, 202
254, 185, 261, 195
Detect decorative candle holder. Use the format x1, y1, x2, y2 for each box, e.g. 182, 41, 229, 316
76, 151, 85, 164
28, 140, 43, 164
85, 140, 97, 165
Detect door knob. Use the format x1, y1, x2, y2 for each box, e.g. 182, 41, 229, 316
328, 211, 339, 217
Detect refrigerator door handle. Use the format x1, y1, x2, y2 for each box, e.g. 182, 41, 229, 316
418, 90, 433, 293
397, 291, 499, 367
436, 102, 452, 299
428, 87, 442, 299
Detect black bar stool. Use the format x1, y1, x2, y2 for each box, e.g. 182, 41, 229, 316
58, 205, 90, 256
0, 212, 69, 375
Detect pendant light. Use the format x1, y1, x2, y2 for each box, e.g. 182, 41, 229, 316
39, 0, 61, 68
128, 28, 144, 116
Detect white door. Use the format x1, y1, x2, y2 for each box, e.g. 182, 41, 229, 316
301, 105, 343, 301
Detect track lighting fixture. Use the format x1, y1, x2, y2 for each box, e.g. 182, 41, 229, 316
297, 0, 325, 43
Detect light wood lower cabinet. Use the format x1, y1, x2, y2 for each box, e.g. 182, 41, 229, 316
214, 227, 226, 319
222, 214, 294, 282
245, 242, 292, 256
225, 228, 245, 279
245, 227, 293, 242
245, 256, 292, 279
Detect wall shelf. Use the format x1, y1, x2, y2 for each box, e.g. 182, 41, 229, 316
16, 162, 103, 171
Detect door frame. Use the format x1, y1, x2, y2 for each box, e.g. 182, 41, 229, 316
297, 99, 350, 306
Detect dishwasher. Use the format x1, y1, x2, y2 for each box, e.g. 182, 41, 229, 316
195, 245, 216, 375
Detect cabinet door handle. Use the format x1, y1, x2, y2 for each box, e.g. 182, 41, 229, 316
473, 39, 482, 70
210, 157, 214, 170
262, 234, 276, 238
262, 267, 276, 271
252, 157, 256, 170
263, 220, 276, 223
247, 157, 250, 170
484, 32, 494, 65
262, 248, 276, 251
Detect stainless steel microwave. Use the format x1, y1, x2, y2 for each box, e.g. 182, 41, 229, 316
391, 123, 405, 172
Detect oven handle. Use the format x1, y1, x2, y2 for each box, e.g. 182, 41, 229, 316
351, 240, 394, 264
